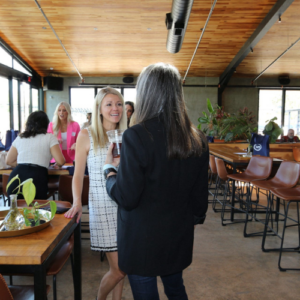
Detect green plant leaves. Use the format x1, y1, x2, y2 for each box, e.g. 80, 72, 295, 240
22, 179, 36, 206
207, 98, 214, 113
265, 122, 273, 131
6, 174, 19, 192
50, 201, 57, 219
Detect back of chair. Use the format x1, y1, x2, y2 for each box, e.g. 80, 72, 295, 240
215, 158, 228, 181
245, 156, 273, 179
272, 161, 300, 187
58, 175, 89, 205
0, 274, 13, 300
2, 174, 10, 198
209, 155, 217, 175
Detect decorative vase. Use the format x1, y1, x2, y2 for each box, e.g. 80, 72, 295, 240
1, 195, 25, 231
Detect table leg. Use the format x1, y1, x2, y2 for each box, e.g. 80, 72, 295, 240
34, 265, 47, 300
74, 220, 82, 300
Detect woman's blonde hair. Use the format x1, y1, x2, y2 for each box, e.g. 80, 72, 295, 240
52, 101, 73, 135
90, 87, 127, 150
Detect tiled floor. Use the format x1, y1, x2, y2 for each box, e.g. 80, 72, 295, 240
1, 192, 300, 299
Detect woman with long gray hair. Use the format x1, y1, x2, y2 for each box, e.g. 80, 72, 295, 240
104, 63, 209, 299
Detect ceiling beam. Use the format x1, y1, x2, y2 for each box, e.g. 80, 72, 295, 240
218, 0, 295, 98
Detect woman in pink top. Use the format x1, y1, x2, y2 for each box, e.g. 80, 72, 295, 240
47, 102, 80, 163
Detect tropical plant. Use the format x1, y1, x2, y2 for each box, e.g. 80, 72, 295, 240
263, 117, 283, 143
198, 98, 230, 137
219, 107, 257, 142
6, 175, 57, 226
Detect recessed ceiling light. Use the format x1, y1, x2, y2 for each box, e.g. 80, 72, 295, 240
50, 68, 53, 70
147, 28, 151, 31
42, 27, 47, 29
94, 27, 98, 30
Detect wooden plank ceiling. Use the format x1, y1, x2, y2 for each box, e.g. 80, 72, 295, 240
236, 0, 300, 79
0, 0, 287, 78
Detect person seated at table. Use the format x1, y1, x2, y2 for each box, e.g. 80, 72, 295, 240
281, 129, 300, 143
125, 101, 134, 128
5, 111, 65, 199
47, 101, 80, 163
81, 112, 92, 130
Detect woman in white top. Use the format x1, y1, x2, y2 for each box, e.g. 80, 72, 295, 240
6, 111, 65, 199
64, 87, 127, 300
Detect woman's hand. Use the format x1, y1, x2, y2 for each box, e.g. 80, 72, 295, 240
105, 143, 120, 167
64, 204, 82, 223
70, 143, 76, 151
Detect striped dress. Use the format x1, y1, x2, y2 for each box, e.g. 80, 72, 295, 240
87, 128, 118, 252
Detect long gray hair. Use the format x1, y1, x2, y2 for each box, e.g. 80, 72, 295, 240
135, 63, 206, 159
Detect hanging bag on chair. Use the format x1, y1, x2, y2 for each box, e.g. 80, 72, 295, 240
250, 133, 270, 157
5, 130, 19, 151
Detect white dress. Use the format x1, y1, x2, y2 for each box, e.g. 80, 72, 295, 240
87, 128, 118, 252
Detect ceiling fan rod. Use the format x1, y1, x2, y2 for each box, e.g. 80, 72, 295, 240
183, 0, 217, 83
33, 0, 83, 80
252, 36, 300, 83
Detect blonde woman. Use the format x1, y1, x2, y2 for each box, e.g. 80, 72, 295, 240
64, 87, 127, 300
47, 101, 80, 163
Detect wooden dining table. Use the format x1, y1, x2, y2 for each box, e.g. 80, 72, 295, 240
0, 211, 81, 300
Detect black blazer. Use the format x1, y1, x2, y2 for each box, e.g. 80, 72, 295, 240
107, 117, 209, 276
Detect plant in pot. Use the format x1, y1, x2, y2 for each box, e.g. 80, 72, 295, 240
1, 175, 57, 231
263, 117, 283, 143
198, 98, 229, 139
219, 107, 258, 142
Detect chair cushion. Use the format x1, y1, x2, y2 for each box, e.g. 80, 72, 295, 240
271, 187, 300, 201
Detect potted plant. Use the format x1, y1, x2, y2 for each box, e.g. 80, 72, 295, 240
198, 99, 229, 139
219, 107, 258, 142
263, 117, 283, 143
1, 175, 57, 232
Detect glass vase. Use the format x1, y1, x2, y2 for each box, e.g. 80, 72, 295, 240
2, 194, 25, 231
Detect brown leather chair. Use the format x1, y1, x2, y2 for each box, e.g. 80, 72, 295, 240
7, 200, 74, 300
224, 156, 273, 225
0, 273, 50, 300
213, 158, 232, 213
47, 176, 59, 200
2, 174, 10, 206
208, 155, 218, 201
244, 161, 300, 238
262, 186, 300, 271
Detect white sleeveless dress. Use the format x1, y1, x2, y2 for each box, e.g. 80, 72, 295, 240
87, 128, 118, 252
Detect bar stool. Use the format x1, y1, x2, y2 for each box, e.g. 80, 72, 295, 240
245, 161, 300, 238
223, 156, 273, 225
262, 186, 300, 271
208, 155, 218, 203
213, 158, 232, 213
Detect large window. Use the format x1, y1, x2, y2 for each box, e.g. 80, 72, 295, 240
0, 46, 12, 67
258, 90, 282, 134
32, 88, 39, 112
259, 90, 300, 137
13, 59, 32, 76
71, 87, 136, 127
20, 82, 30, 131
0, 76, 9, 144
13, 79, 19, 131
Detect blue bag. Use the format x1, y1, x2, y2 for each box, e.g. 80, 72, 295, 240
0, 139, 5, 151
206, 136, 214, 143
250, 133, 270, 157
5, 130, 19, 151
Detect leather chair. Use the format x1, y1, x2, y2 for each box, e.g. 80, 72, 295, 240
7, 200, 74, 300
47, 176, 59, 200
244, 161, 300, 237
0, 273, 50, 300
262, 186, 300, 271
2, 174, 10, 206
208, 155, 218, 202
224, 156, 273, 225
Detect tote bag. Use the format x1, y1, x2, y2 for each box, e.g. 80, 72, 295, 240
250, 133, 270, 157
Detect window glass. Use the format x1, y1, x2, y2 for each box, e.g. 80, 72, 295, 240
258, 90, 282, 134
70, 88, 95, 126
32, 88, 39, 112
13, 59, 32, 76
20, 82, 30, 131
123, 88, 136, 103
0, 76, 9, 144
0, 46, 12, 68
13, 79, 19, 131
284, 91, 300, 136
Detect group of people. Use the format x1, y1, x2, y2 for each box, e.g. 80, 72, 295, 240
5, 63, 209, 300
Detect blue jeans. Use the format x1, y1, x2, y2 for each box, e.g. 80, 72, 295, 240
128, 271, 188, 300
